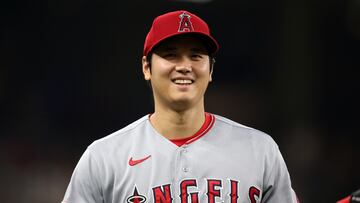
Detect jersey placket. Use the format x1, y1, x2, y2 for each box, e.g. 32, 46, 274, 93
179, 144, 190, 175
170, 144, 191, 200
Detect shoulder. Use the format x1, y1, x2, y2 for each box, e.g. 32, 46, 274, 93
212, 114, 279, 149
87, 115, 150, 153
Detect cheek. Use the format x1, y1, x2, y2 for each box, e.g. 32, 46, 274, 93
197, 64, 212, 79
150, 65, 172, 89
152, 60, 174, 76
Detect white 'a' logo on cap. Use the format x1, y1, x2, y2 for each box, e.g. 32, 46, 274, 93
178, 12, 194, 32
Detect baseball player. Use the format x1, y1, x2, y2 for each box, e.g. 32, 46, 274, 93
62, 10, 298, 203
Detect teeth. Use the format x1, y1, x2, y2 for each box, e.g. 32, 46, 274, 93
174, 79, 192, 84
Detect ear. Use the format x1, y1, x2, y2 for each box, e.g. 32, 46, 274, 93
209, 60, 214, 82
142, 56, 151, 81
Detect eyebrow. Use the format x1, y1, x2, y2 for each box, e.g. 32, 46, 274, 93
159, 46, 177, 51
190, 47, 207, 53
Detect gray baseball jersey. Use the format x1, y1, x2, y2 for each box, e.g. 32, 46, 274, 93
62, 113, 297, 203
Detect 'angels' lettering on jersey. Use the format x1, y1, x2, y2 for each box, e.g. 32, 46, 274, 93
126, 179, 261, 203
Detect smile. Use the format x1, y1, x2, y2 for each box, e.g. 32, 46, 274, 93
172, 79, 194, 85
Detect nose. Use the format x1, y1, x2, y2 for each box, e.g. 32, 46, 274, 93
175, 57, 192, 73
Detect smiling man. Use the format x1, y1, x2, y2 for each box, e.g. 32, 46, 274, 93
142, 35, 213, 140
62, 10, 299, 203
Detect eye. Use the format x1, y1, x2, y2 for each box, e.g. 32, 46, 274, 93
190, 54, 203, 60
162, 53, 177, 59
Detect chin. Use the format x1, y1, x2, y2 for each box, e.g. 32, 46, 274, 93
169, 98, 194, 111
171, 95, 205, 110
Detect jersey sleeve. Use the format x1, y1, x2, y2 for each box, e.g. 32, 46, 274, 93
261, 142, 298, 203
62, 148, 103, 203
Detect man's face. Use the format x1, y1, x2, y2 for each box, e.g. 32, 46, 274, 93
142, 35, 212, 111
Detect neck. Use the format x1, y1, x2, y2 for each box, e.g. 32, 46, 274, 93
150, 103, 206, 140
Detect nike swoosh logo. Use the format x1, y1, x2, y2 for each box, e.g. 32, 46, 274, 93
129, 155, 151, 166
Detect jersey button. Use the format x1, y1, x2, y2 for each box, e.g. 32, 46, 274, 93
182, 167, 189, 172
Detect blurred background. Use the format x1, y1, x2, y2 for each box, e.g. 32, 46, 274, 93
1, 0, 359, 202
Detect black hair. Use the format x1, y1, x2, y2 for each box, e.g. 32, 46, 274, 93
145, 52, 216, 73
145, 33, 217, 72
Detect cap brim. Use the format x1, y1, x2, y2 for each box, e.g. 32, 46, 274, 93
147, 32, 219, 56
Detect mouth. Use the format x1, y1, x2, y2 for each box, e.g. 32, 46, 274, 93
172, 79, 194, 85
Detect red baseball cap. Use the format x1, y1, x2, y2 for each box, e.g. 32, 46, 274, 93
143, 10, 219, 56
